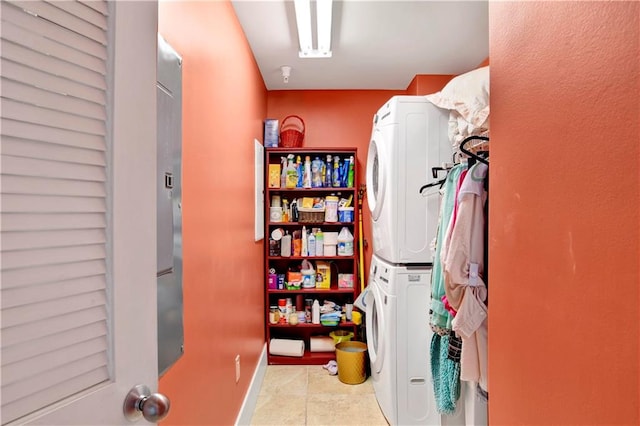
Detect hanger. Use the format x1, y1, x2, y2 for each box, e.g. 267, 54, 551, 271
460, 135, 490, 166
419, 160, 455, 194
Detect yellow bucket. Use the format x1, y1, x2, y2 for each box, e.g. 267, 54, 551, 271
335, 341, 368, 385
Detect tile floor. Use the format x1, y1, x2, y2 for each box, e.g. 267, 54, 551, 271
249, 365, 389, 425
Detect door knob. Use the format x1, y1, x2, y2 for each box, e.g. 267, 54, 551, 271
124, 384, 170, 422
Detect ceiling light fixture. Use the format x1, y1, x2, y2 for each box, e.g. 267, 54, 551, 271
294, 0, 333, 58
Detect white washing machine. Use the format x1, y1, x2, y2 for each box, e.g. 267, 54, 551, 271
366, 96, 451, 265
365, 254, 440, 425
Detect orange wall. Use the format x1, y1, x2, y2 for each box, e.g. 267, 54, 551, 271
489, 2, 639, 425
158, 2, 268, 425
406, 74, 454, 95
267, 90, 402, 282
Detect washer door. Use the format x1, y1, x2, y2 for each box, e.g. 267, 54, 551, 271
365, 281, 386, 374
366, 128, 386, 221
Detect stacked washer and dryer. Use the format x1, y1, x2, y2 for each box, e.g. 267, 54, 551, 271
364, 96, 484, 425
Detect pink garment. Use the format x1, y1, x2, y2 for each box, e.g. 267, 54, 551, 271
451, 169, 468, 227
441, 162, 488, 392
438, 168, 469, 279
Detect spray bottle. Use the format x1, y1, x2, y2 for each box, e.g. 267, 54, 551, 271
332, 155, 341, 187
303, 156, 312, 188
347, 155, 355, 187
296, 155, 303, 188
324, 154, 333, 188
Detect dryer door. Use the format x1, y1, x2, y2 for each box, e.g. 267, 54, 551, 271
366, 128, 386, 221
365, 281, 386, 374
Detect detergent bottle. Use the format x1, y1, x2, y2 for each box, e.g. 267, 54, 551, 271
337, 226, 354, 256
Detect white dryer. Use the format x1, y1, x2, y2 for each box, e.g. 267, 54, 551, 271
366, 96, 451, 265
365, 254, 439, 425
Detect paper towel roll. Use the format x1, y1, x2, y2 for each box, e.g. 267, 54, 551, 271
269, 338, 305, 357
310, 336, 336, 352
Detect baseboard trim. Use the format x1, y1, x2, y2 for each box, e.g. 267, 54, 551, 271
235, 343, 268, 426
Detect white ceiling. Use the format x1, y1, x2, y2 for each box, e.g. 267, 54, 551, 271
231, 1, 489, 90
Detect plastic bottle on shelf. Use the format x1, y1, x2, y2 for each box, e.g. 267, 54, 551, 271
312, 299, 320, 324
301, 225, 308, 257
280, 156, 287, 188
315, 229, 324, 256
303, 156, 312, 188
337, 226, 354, 256
285, 155, 298, 188
347, 155, 355, 187
332, 156, 341, 187
308, 231, 316, 256
296, 155, 303, 188
324, 155, 333, 187
282, 199, 289, 222
291, 199, 299, 222
341, 157, 350, 187
311, 157, 323, 188
281, 232, 291, 257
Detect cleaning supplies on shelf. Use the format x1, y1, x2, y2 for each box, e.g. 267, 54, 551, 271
301, 225, 309, 256
324, 154, 332, 187
325, 196, 339, 222
337, 226, 354, 256
347, 155, 355, 187
315, 229, 324, 256
312, 299, 320, 324
332, 155, 341, 187
285, 155, 297, 188
303, 156, 312, 188
296, 155, 303, 188
311, 157, 323, 188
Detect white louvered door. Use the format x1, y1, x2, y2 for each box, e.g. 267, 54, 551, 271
1, 1, 159, 425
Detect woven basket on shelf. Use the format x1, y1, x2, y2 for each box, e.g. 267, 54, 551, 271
297, 207, 324, 223
279, 115, 305, 148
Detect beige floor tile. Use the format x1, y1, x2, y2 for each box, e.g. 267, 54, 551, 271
307, 365, 375, 395
250, 393, 307, 425
306, 393, 388, 425
259, 365, 308, 396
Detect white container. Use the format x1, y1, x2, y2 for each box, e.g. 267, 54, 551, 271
270, 206, 282, 222
325, 196, 339, 222
337, 227, 354, 256
324, 232, 339, 245
301, 269, 316, 288
324, 244, 337, 256
312, 299, 320, 324
338, 207, 354, 222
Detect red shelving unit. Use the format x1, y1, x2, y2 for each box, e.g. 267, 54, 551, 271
263, 147, 360, 365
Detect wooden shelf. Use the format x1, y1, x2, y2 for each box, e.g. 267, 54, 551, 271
267, 187, 356, 192
263, 147, 361, 366
268, 321, 357, 328
267, 288, 355, 294
267, 350, 339, 366
267, 255, 356, 260
267, 221, 355, 226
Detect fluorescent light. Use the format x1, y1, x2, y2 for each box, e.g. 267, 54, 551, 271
316, 0, 333, 55
294, 0, 332, 58
294, 0, 312, 53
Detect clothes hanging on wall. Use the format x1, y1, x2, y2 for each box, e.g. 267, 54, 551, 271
429, 163, 467, 414
443, 162, 489, 393
429, 149, 490, 413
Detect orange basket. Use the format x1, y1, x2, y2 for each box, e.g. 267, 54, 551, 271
280, 115, 305, 148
